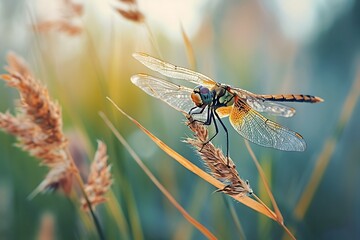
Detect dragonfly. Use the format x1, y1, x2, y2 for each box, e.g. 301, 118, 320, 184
131, 52, 323, 162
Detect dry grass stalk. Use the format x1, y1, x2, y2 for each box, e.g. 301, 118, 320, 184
181, 25, 197, 71
33, 0, 83, 36
0, 53, 110, 238
0, 52, 76, 196
99, 111, 217, 239
4, 52, 32, 77
184, 115, 253, 197
114, 0, 145, 23
107, 98, 277, 220
294, 64, 360, 221
36, 212, 55, 240
185, 116, 297, 238
81, 140, 112, 211
34, 21, 82, 36
62, 0, 83, 17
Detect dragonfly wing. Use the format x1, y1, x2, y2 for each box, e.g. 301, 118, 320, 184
229, 98, 306, 151
246, 96, 296, 117
133, 53, 216, 87
131, 74, 208, 121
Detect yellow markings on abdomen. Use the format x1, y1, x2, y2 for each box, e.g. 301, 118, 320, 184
260, 94, 324, 103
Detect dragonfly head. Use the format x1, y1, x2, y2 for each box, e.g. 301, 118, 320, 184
191, 86, 213, 107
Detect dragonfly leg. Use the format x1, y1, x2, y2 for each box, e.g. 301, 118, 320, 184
188, 106, 207, 124
191, 107, 229, 166
203, 106, 212, 125
214, 109, 230, 166
189, 106, 199, 115
206, 110, 219, 142
189, 106, 211, 125
199, 109, 217, 152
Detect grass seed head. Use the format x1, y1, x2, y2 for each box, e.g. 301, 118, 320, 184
1, 52, 74, 197
184, 114, 252, 197
81, 140, 113, 211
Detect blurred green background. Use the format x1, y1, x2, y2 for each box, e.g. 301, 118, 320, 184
0, 0, 359, 239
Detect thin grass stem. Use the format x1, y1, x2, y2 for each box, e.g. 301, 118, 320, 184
143, 22, 163, 59
223, 196, 246, 240
106, 97, 277, 220
66, 149, 106, 240
99, 111, 217, 240
244, 140, 283, 223
252, 194, 295, 240
180, 24, 197, 70
294, 68, 360, 220
106, 191, 130, 240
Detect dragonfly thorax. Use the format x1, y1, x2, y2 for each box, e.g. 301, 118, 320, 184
191, 86, 214, 107
213, 84, 236, 107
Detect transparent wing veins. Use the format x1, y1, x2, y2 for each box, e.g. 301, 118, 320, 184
246, 96, 296, 117
230, 98, 306, 151
133, 52, 216, 87
232, 88, 296, 117
131, 74, 208, 120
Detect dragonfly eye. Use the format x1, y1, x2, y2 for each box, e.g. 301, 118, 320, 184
200, 87, 213, 105
191, 91, 203, 107
191, 86, 212, 107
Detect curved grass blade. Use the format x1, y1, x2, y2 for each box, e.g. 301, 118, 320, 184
181, 24, 197, 71
99, 112, 217, 240
245, 141, 296, 240
106, 97, 277, 221
294, 65, 360, 220
223, 196, 247, 240
172, 181, 209, 240
244, 140, 283, 223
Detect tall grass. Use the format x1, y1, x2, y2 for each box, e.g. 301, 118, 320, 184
0, 0, 358, 239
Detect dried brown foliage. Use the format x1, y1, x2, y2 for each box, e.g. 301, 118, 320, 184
33, 0, 83, 36
114, 0, 145, 23
36, 212, 55, 240
62, 0, 83, 17
81, 140, 112, 211
184, 115, 296, 239
0, 52, 75, 196
34, 21, 82, 36
106, 100, 278, 221
0, 53, 113, 212
184, 115, 253, 197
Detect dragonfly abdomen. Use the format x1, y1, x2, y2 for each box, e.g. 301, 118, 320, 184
260, 94, 324, 103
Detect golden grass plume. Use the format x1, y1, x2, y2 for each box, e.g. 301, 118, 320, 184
106, 98, 274, 217
106, 98, 298, 239
0, 52, 113, 220
185, 115, 295, 238
0, 52, 75, 196
100, 112, 217, 239
33, 0, 83, 36
81, 140, 113, 211
113, 0, 145, 23
184, 115, 253, 197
